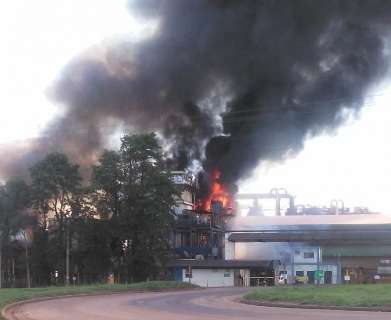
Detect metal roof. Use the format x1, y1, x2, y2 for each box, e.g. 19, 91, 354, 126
226, 213, 391, 232
228, 229, 391, 244
226, 214, 391, 244
168, 259, 273, 269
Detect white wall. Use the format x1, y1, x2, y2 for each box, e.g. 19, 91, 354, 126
183, 268, 234, 287
225, 234, 235, 259
293, 246, 319, 264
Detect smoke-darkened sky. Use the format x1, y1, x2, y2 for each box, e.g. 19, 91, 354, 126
1, 0, 391, 210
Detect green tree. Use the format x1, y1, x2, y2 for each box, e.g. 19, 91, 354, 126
0, 179, 32, 288
91, 150, 121, 219
71, 218, 113, 283
30, 153, 82, 227
29, 153, 82, 285
92, 133, 179, 282
30, 228, 51, 286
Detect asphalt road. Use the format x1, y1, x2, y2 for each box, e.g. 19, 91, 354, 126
6, 287, 391, 320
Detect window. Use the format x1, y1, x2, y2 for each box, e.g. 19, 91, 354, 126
296, 271, 304, 276
294, 250, 300, 255
304, 252, 315, 259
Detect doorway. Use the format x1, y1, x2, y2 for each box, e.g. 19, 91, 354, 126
307, 271, 315, 284
324, 271, 332, 284
249, 267, 275, 286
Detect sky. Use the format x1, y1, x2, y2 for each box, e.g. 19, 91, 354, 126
240, 87, 391, 214
0, 0, 151, 144
1, 1, 390, 213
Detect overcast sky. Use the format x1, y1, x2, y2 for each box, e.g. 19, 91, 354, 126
0, 0, 146, 143
1, 0, 391, 213
240, 86, 391, 213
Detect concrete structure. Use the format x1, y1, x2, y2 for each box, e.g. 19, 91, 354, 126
172, 213, 391, 286
171, 171, 195, 215
171, 171, 226, 261
169, 259, 272, 287
183, 269, 234, 287
226, 214, 391, 285
170, 184, 391, 287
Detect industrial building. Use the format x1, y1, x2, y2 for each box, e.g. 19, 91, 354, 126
170, 172, 391, 287
226, 214, 391, 286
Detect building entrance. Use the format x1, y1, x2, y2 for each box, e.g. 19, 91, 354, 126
249, 267, 275, 286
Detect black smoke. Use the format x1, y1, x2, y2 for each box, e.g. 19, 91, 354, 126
1, 0, 391, 194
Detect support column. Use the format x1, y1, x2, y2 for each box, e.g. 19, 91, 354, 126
224, 233, 235, 260
337, 254, 342, 284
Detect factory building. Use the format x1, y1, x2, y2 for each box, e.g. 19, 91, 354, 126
227, 214, 391, 285
169, 174, 391, 287
170, 171, 226, 261
173, 213, 391, 287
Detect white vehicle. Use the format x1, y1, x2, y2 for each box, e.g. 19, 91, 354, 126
278, 271, 288, 285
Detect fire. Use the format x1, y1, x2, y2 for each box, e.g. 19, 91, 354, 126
203, 170, 233, 211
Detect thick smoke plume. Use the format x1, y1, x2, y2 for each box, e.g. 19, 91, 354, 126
1, 0, 391, 193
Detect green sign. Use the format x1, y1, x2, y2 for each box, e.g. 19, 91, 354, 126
315, 270, 324, 280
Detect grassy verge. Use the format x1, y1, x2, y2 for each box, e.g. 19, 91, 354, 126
244, 284, 391, 308
0, 281, 197, 319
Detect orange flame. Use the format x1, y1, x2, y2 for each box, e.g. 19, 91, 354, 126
204, 170, 232, 211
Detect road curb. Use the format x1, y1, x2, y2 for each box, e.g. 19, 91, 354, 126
2, 287, 201, 320
240, 299, 391, 312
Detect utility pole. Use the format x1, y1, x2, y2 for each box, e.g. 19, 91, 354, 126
65, 218, 70, 286
21, 230, 31, 288
25, 241, 31, 288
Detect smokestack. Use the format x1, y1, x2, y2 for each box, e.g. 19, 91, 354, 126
1, 0, 390, 195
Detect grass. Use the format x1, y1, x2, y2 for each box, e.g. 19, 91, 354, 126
244, 284, 391, 308
0, 281, 197, 319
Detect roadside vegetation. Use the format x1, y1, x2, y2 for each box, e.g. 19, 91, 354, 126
0, 281, 197, 319
0, 133, 181, 288
244, 284, 391, 307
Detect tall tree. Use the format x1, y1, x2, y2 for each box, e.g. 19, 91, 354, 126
0, 179, 32, 288
30, 153, 82, 227
91, 150, 122, 220
29, 153, 82, 285
92, 133, 179, 282
71, 218, 113, 283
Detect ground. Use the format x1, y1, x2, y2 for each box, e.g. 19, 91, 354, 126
244, 284, 391, 307
4, 287, 391, 320
0, 281, 195, 320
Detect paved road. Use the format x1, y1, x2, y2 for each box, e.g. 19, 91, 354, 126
6, 288, 391, 320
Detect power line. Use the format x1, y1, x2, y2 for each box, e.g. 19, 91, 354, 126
217, 91, 385, 116
0, 91, 388, 147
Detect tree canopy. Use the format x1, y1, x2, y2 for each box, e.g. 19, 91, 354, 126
0, 133, 180, 286
92, 133, 179, 281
